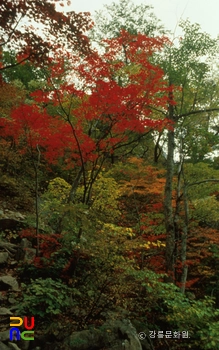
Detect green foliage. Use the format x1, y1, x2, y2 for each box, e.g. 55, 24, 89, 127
2, 7, 219, 348
123, 268, 178, 305
184, 162, 219, 199
183, 163, 219, 225
0, 173, 33, 209
212, 156, 219, 170
2, 51, 46, 89
17, 278, 74, 317
165, 295, 219, 349
90, 0, 165, 44
39, 177, 73, 232
139, 212, 165, 235
193, 196, 219, 223
0, 174, 19, 195
40, 173, 120, 234
178, 119, 217, 163
160, 19, 219, 165
106, 161, 136, 181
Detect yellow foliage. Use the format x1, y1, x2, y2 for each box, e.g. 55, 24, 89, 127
101, 223, 134, 238
47, 177, 71, 202
89, 173, 121, 223
139, 240, 166, 250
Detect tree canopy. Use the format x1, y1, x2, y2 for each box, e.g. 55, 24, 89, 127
0, 0, 92, 71
1, 2, 219, 350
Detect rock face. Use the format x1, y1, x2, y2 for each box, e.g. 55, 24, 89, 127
64, 318, 151, 350
0, 307, 12, 316
0, 209, 26, 232
0, 218, 25, 232
0, 317, 150, 350
0, 252, 9, 264
0, 276, 20, 291
0, 207, 32, 262
0, 329, 30, 350
0, 341, 12, 350
0, 205, 151, 350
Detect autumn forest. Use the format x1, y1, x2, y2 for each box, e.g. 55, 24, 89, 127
1, 1, 219, 349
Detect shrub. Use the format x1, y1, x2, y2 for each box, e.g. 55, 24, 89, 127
16, 278, 74, 317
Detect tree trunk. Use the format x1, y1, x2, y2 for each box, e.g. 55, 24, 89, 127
164, 128, 176, 278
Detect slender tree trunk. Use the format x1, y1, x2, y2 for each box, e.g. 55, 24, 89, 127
32, 145, 41, 257
55, 167, 84, 234
154, 131, 163, 163
68, 167, 84, 203
180, 185, 189, 293
164, 128, 176, 278
164, 79, 177, 279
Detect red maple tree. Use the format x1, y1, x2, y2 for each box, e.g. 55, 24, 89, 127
0, 0, 92, 71
1, 31, 173, 204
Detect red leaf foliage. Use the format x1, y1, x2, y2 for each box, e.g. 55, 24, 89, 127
0, 0, 92, 70
1, 31, 174, 169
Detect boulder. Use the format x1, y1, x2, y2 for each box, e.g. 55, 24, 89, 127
0, 276, 19, 291
65, 329, 103, 350
8, 343, 22, 350
24, 248, 36, 262
0, 307, 12, 315
0, 242, 17, 256
0, 208, 26, 233
0, 341, 11, 350
64, 318, 146, 350
0, 252, 9, 264
0, 330, 30, 349
0, 209, 25, 221
20, 238, 32, 249
0, 329, 10, 342
0, 219, 24, 232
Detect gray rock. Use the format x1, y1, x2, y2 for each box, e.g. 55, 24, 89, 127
0, 276, 19, 291
0, 329, 10, 342
8, 297, 17, 304
20, 238, 32, 249
19, 340, 30, 350
0, 307, 12, 315
65, 318, 143, 350
0, 219, 23, 231
0, 341, 11, 350
2, 209, 25, 220
114, 319, 142, 350
8, 343, 22, 350
65, 329, 103, 350
0, 242, 17, 256
24, 248, 36, 262
0, 252, 9, 264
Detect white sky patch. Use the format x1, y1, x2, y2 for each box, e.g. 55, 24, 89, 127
57, 0, 219, 39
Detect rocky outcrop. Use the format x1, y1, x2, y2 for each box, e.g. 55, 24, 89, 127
0, 315, 151, 350
0, 207, 32, 262
0, 206, 152, 350
64, 317, 151, 350
0, 252, 9, 264
0, 276, 20, 291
